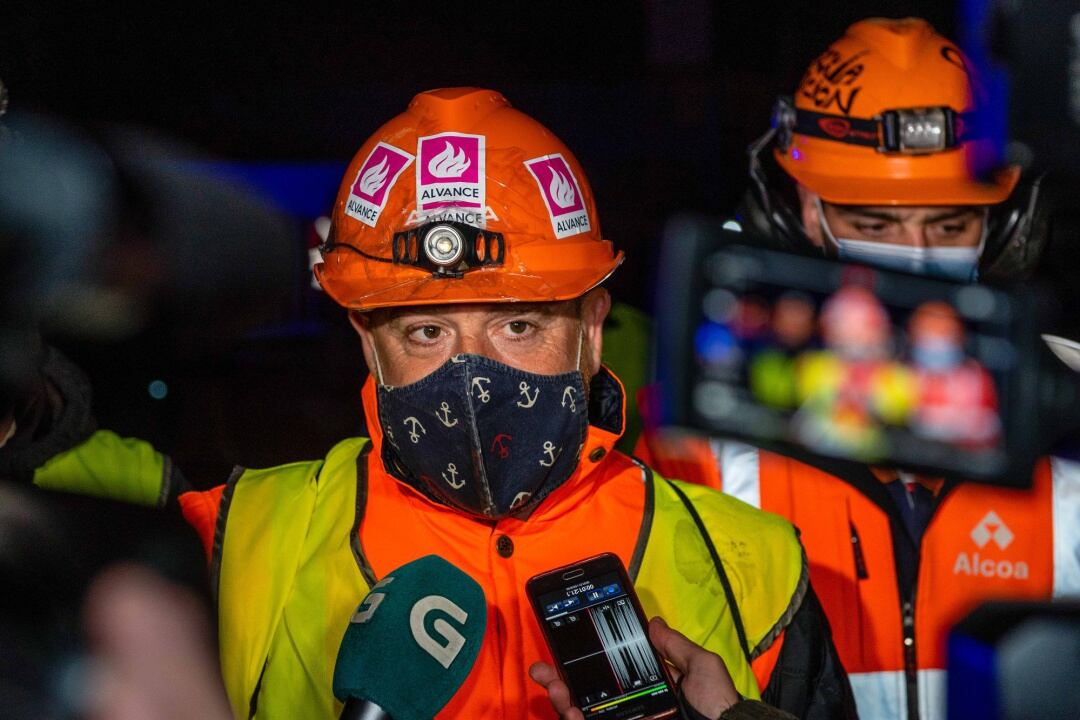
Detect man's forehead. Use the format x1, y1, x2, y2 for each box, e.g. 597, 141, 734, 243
831, 204, 985, 222
376, 300, 575, 322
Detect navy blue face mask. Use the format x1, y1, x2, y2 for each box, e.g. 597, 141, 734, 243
375, 354, 588, 519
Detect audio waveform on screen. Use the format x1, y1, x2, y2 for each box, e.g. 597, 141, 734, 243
590, 601, 661, 692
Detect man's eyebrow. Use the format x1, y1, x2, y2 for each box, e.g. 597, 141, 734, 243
379, 303, 561, 325
835, 207, 904, 223
925, 208, 981, 224
487, 303, 559, 317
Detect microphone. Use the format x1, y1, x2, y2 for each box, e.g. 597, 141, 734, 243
333, 555, 487, 720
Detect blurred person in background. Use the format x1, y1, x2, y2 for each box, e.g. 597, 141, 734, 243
639, 18, 1080, 720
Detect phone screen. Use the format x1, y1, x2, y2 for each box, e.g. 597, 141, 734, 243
535, 570, 677, 719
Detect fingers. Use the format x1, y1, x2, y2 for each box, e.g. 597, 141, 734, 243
648, 616, 698, 673
528, 662, 585, 720
649, 616, 740, 717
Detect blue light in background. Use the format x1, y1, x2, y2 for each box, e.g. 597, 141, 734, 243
695, 321, 737, 365
148, 380, 168, 400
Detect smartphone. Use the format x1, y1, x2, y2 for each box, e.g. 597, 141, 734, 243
526, 553, 680, 720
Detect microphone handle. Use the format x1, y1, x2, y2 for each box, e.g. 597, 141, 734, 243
340, 698, 393, 720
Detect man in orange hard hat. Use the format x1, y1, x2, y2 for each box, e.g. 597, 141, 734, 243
6, 88, 856, 718
639, 18, 1080, 720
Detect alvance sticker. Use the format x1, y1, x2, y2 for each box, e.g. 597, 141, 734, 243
524, 154, 591, 239
345, 142, 415, 228
416, 133, 485, 212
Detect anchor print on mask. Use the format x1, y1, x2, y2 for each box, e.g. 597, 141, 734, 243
471, 376, 491, 403
540, 441, 560, 467
437, 401, 459, 427
561, 386, 577, 413
442, 462, 464, 489
517, 381, 540, 408
375, 354, 588, 519
509, 491, 532, 511
404, 416, 426, 444
491, 433, 513, 459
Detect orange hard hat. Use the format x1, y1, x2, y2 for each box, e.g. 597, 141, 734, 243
773, 17, 1019, 206
315, 87, 622, 311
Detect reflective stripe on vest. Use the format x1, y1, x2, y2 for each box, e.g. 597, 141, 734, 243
849, 669, 946, 720
212, 439, 805, 718
1050, 456, 1080, 597
710, 439, 761, 507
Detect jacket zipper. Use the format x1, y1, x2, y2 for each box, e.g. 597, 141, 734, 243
850, 522, 869, 580
902, 596, 918, 720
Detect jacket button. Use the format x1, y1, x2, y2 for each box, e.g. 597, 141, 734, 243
496, 534, 514, 558
589, 448, 606, 462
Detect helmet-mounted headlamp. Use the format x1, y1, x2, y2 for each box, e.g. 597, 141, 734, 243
772, 96, 979, 155
323, 220, 505, 279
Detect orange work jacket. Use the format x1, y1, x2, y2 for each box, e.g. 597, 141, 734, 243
179, 373, 806, 718
637, 432, 1080, 720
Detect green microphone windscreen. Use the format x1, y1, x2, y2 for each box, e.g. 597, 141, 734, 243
333, 554, 487, 719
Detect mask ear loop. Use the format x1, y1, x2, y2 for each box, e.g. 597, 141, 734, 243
575, 325, 584, 371
815, 196, 842, 252
371, 342, 387, 387
975, 206, 991, 259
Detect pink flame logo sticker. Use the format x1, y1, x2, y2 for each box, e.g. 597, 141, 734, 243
416, 133, 485, 211
525, 154, 591, 239
345, 142, 414, 228
548, 169, 577, 209
359, 156, 390, 196
427, 141, 472, 178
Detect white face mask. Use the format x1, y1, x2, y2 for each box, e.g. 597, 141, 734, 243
816, 198, 986, 282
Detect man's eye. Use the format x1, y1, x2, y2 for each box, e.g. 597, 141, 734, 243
409, 326, 442, 342
855, 223, 887, 234
507, 320, 530, 335
939, 223, 967, 235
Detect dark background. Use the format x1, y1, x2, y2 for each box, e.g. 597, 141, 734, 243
0, 0, 958, 479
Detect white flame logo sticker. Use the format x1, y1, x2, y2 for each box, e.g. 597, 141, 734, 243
548, 169, 576, 209
359, 156, 390, 196
428, 141, 471, 178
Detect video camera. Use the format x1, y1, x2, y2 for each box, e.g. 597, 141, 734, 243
653, 217, 1080, 487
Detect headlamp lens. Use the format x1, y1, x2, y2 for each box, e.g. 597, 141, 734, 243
424, 225, 465, 266
898, 108, 947, 152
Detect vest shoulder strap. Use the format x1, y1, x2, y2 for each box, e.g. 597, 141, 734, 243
215, 437, 371, 719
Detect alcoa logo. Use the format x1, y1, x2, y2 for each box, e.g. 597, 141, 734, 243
953, 510, 1029, 580
409, 595, 469, 669
970, 510, 1014, 550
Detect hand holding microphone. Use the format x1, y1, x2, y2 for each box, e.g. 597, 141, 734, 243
333, 555, 487, 720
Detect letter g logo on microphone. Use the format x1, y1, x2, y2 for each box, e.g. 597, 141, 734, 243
409, 595, 469, 669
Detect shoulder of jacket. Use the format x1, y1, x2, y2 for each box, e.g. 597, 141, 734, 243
652, 475, 807, 657
233, 437, 370, 483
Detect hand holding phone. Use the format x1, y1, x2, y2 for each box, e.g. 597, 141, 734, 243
530, 615, 741, 720
527, 553, 740, 719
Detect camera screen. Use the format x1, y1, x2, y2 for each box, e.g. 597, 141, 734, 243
687, 245, 1025, 478
537, 572, 676, 719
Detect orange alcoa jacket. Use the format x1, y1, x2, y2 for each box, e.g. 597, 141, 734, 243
637, 431, 1080, 720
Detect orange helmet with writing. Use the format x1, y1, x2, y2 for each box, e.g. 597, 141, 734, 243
315, 87, 622, 311
772, 17, 1018, 206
